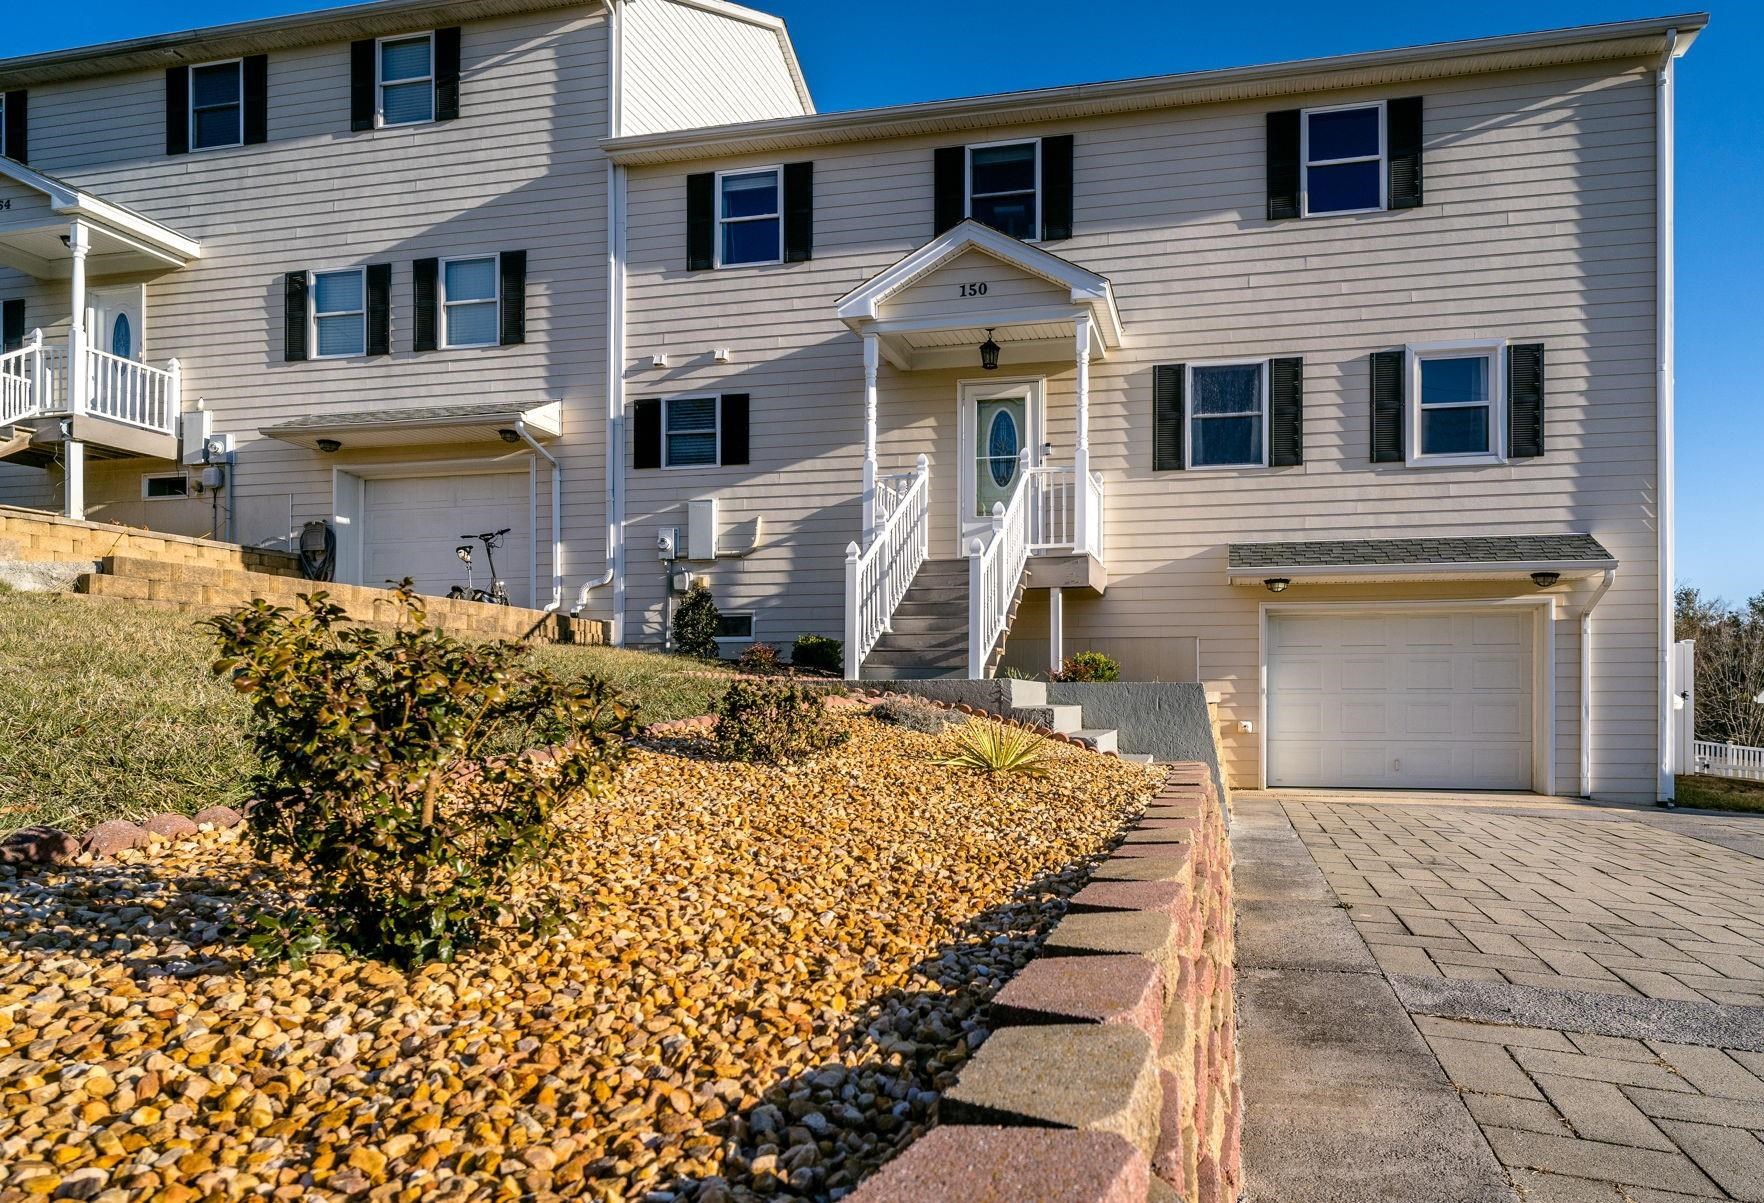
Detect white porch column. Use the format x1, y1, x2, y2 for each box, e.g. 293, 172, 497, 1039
1072, 314, 1092, 556
64, 220, 89, 521
1048, 586, 1064, 676
861, 332, 880, 546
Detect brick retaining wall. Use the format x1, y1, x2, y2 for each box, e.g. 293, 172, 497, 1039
852, 764, 1241, 1203
0, 506, 303, 577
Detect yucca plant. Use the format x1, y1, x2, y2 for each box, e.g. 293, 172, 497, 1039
938, 718, 1049, 777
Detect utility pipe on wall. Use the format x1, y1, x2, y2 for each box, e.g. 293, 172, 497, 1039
515, 418, 562, 612
1580, 567, 1616, 798
1654, 28, 1679, 802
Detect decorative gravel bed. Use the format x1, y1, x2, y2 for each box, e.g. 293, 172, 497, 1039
0, 716, 1157, 1203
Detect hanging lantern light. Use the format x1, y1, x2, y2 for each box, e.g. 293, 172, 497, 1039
979, 328, 1001, 371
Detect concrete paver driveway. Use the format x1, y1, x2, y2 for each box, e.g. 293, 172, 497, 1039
1234, 790, 1764, 1203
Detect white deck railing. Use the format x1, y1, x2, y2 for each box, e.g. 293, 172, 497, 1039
85, 347, 179, 435
1027, 466, 1074, 551
844, 454, 931, 677
0, 334, 69, 426
1693, 740, 1764, 782
968, 450, 1034, 679
1083, 467, 1105, 560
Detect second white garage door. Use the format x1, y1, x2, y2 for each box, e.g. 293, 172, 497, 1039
1267, 609, 1534, 791
361, 472, 530, 607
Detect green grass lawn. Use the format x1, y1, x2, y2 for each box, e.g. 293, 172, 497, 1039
1674, 773, 1764, 815
0, 588, 736, 833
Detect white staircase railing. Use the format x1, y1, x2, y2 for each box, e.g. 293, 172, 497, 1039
85, 347, 179, 435
844, 454, 931, 678
968, 449, 1034, 679
1693, 740, 1764, 782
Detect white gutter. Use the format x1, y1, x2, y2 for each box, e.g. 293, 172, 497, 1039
1656, 28, 1680, 802
1580, 567, 1617, 798
514, 418, 562, 612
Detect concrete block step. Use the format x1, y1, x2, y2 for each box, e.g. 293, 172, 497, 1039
1012, 704, 1086, 734
1120, 752, 1157, 765
1070, 729, 1119, 754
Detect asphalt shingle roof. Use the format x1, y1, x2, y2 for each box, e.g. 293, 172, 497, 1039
1227, 534, 1616, 570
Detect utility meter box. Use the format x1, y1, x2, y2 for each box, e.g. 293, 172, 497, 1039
180, 410, 212, 465
656, 527, 679, 560
687, 498, 719, 562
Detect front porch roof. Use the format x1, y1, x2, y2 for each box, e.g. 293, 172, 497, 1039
1227, 534, 1617, 585
835, 220, 1124, 371
260, 400, 563, 452
0, 158, 200, 279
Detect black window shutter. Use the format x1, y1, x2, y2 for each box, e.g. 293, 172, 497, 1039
242, 55, 269, 145
1153, 364, 1185, 471
350, 40, 376, 132
783, 161, 814, 263
412, 258, 439, 352
165, 68, 190, 156
434, 27, 462, 121
633, 399, 662, 470
1266, 109, 1300, 220
1370, 349, 1406, 463
2, 299, 25, 353
933, 146, 965, 235
364, 263, 391, 356
1041, 134, 1074, 242
3, 90, 27, 163
686, 173, 715, 271
1508, 343, 1546, 459
720, 394, 750, 466
1269, 357, 1305, 467
283, 272, 309, 362
1387, 96, 1423, 210
499, 250, 527, 346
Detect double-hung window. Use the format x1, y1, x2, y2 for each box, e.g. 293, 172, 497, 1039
190, 60, 243, 151
967, 140, 1039, 240
1302, 102, 1385, 216
441, 256, 499, 348
664, 396, 719, 468
311, 268, 366, 358
1188, 362, 1268, 468
378, 34, 435, 127
1409, 343, 1503, 462
716, 168, 782, 267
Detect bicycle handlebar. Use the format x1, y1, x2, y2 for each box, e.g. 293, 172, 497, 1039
459, 528, 513, 541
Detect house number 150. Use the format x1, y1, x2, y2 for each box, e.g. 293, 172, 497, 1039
959, 282, 988, 297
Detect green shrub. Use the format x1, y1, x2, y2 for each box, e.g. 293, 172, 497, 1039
792, 633, 845, 675
713, 679, 847, 765
210, 586, 634, 967
873, 697, 959, 735
736, 641, 782, 674
672, 583, 721, 660
938, 719, 1049, 777
1054, 651, 1121, 683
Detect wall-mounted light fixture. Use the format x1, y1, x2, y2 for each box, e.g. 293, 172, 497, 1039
979, 329, 1001, 371
1530, 571, 1562, 589
1264, 578, 1291, 593
498, 428, 521, 444
315, 438, 342, 454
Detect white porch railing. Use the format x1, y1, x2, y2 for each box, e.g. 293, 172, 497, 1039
0, 331, 176, 437
0, 334, 69, 426
844, 454, 931, 677
1083, 467, 1104, 560
1026, 464, 1107, 557
1693, 740, 1764, 782
968, 450, 1034, 679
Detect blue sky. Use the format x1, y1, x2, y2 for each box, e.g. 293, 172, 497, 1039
14, 2, 1761, 601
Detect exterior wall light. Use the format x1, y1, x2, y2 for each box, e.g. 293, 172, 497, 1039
498, 428, 521, 444
1264, 578, 1291, 593
1530, 571, 1562, 588
315, 438, 342, 453
979, 329, 1001, 371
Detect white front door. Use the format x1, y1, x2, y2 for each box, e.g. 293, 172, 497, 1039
87, 286, 145, 362
361, 472, 532, 607
1266, 609, 1536, 791
957, 378, 1042, 554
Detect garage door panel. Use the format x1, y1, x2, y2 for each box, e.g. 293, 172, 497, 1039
1271, 656, 1324, 692
362, 473, 530, 608
1407, 656, 1453, 690
1339, 656, 1389, 691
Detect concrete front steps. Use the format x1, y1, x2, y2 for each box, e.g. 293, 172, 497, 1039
862, 558, 1023, 681
879, 677, 1156, 764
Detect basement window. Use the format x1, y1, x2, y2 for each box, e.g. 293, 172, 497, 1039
142, 473, 190, 500
714, 612, 755, 643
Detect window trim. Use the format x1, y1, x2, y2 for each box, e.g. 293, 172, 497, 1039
438, 253, 500, 349
376, 31, 435, 129
1185, 358, 1271, 471
187, 57, 245, 153
713, 165, 784, 269
308, 267, 368, 360
141, 471, 190, 501
1405, 339, 1507, 466
1300, 100, 1387, 218
965, 137, 1042, 243
713, 612, 756, 645
661, 394, 722, 470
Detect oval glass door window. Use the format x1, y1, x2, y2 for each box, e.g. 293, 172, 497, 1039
973, 396, 1028, 519
111, 314, 132, 359
988, 409, 1020, 486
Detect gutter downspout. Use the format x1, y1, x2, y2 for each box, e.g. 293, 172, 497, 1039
515, 418, 562, 612
1580, 567, 1617, 798
1655, 28, 1679, 802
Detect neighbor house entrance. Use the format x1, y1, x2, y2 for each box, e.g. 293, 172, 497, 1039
957, 377, 1043, 554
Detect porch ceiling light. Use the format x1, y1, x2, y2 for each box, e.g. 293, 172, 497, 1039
315, 438, 342, 454
979, 329, 1001, 372
1530, 571, 1562, 588
1264, 578, 1291, 593
498, 428, 521, 444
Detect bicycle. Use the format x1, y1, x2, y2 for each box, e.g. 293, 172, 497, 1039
447, 527, 513, 606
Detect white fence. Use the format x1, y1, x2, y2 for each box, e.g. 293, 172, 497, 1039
844, 455, 931, 677
1693, 741, 1764, 782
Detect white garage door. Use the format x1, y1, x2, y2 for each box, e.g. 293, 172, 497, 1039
361, 473, 530, 607
1267, 610, 1534, 791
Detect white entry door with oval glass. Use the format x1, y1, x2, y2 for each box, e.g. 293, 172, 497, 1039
87, 286, 146, 362
957, 378, 1042, 555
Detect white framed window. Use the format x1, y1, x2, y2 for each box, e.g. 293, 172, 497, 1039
663, 396, 720, 468
440, 255, 499, 348
1301, 101, 1385, 217
715, 167, 783, 267
310, 268, 367, 358
1187, 360, 1268, 469
141, 472, 190, 500
967, 139, 1040, 241
714, 612, 755, 643
189, 59, 244, 151
1407, 341, 1505, 464
378, 33, 434, 127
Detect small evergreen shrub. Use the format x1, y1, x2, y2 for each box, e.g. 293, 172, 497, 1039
210, 586, 634, 967
713, 679, 847, 765
873, 696, 960, 735
1054, 651, 1122, 683
791, 633, 845, 675
672, 583, 721, 660
736, 641, 782, 674
938, 718, 1049, 777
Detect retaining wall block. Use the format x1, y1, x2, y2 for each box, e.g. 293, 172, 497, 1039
845, 1126, 1150, 1203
